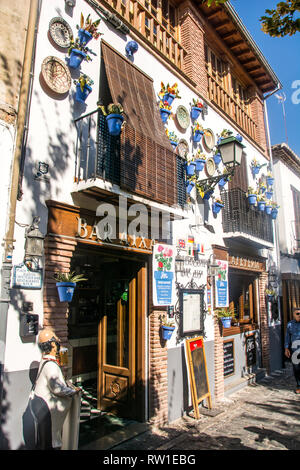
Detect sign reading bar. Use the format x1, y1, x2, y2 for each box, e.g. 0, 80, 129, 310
12, 263, 43, 290
185, 336, 212, 419
223, 339, 235, 377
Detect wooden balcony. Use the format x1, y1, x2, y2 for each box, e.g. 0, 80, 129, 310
101, 0, 185, 70
207, 73, 257, 141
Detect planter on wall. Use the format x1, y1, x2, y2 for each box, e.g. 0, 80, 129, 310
267, 177, 274, 186
271, 208, 278, 219
78, 28, 93, 45
265, 205, 272, 215
195, 158, 206, 172
221, 317, 232, 328
190, 106, 202, 120
218, 177, 228, 188
56, 282, 76, 302
163, 93, 176, 106
192, 130, 203, 143
68, 49, 86, 68
75, 83, 92, 103
185, 162, 196, 176
160, 108, 171, 123
212, 202, 224, 215
186, 181, 195, 194
257, 201, 266, 212
213, 153, 222, 165
161, 325, 175, 340
248, 194, 257, 205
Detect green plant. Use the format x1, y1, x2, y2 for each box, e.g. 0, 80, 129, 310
266, 288, 276, 296
78, 13, 102, 39
257, 194, 266, 202
194, 150, 206, 160
160, 314, 175, 327
192, 122, 204, 134
54, 271, 88, 283
73, 74, 94, 91
271, 201, 279, 209
99, 102, 124, 116
215, 307, 235, 318
158, 82, 181, 99
68, 37, 92, 61
220, 129, 233, 138
167, 130, 179, 143
214, 197, 224, 205
247, 186, 257, 196
192, 98, 203, 108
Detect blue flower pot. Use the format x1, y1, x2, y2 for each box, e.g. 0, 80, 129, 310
163, 93, 176, 106
221, 317, 232, 328
218, 177, 228, 188
186, 181, 195, 194
271, 208, 278, 220
191, 106, 202, 120
203, 190, 213, 200
170, 140, 178, 149
161, 325, 175, 340
56, 282, 76, 302
68, 49, 86, 68
236, 134, 243, 142
106, 114, 124, 136
265, 205, 272, 215
78, 28, 93, 45
257, 201, 266, 212
213, 153, 222, 165
248, 194, 257, 205
251, 166, 260, 176
267, 177, 274, 186
75, 83, 92, 103
195, 158, 206, 172
212, 202, 224, 214
185, 162, 196, 176
125, 40, 139, 56
193, 130, 203, 143
266, 191, 273, 200
160, 108, 171, 123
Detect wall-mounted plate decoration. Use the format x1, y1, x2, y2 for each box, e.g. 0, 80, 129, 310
176, 105, 190, 130
205, 157, 216, 177
177, 139, 189, 159
49, 17, 73, 49
41, 56, 72, 95
202, 128, 215, 152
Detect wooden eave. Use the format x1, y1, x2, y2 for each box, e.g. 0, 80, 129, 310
194, 2, 278, 94
272, 144, 300, 178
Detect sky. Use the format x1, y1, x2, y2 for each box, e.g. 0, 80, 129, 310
229, 0, 300, 157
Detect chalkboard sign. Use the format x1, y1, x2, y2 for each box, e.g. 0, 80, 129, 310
246, 334, 256, 367
185, 337, 212, 419
223, 339, 235, 377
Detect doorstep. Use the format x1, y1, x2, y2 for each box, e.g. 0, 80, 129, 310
79, 422, 151, 450
224, 368, 266, 396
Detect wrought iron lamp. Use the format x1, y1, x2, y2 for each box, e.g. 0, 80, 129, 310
65, 0, 76, 7
207, 253, 219, 278
24, 217, 45, 269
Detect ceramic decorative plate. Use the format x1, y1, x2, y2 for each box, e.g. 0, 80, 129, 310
49, 17, 73, 49
41, 56, 72, 94
205, 157, 216, 176
177, 139, 189, 159
176, 105, 190, 129
202, 128, 215, 152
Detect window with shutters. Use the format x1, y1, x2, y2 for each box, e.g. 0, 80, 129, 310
229, 271, 258, 325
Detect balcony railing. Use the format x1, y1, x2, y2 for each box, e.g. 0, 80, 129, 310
74, 109, 186, 207
221, 188, 273, 244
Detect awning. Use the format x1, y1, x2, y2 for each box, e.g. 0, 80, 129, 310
101, 40, 171, 150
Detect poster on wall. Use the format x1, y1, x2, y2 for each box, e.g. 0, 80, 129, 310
153, 243, 175, 306
214, 260, 229, 308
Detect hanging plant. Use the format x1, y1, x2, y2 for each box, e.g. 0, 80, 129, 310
257, 194, 266, 212
191, 98, 203, 120
77, 13, 102, 45
54, 271, 87, 302
158, 82, 181, 106
266, 171, 274, 186
192, 122, 204, 142
212, 198, 224, 215
213, 148, 222, 165
166, 129, 179, 148
99, 102, 125, 136
67, 37, 92, 68
73, 74, 94, 103
159, 100, 172, 123
194, 151, 206, 172
247, 187, 258, 205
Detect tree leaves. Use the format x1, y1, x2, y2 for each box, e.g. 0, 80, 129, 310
260, 1, 300, 37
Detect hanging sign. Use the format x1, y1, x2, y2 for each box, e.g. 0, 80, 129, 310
153, 244, 175, 306
12, 263, 43, 289
214, 259, 229, 308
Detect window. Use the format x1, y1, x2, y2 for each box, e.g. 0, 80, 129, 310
204, 45, 227, 89
229, 271, 258, 324
232, 76, 250, 114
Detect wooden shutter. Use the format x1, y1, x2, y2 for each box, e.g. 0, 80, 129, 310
228, 152, 248, 192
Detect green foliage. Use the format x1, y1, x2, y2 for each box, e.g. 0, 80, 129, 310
260, 1, 300, 37
54, 271, 88, 283
215, 307, 236, 318
203, 0, 228, 6
73, 74, 94, 92
98, 103, 124, 116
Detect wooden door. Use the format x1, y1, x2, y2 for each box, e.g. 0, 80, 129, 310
98, 260, 146, 419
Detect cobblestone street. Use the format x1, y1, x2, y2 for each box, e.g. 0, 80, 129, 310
111, 364, 300, 451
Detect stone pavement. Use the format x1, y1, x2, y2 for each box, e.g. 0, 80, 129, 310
111, 364, 300, 451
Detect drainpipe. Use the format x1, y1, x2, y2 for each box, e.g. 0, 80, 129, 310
0, 0, 39, 421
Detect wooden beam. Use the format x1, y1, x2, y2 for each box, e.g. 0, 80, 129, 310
235, 49, 252, 57
229, 40, 245, 50
222, 30, 238, 41
207, 9, 223, 21
215, 19, 230, 30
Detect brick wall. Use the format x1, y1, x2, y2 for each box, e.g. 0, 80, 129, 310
178, 2, 208, 98
258, 271, 270, 372
214, 316, 225, 400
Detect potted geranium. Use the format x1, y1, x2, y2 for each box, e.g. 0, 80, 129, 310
77, 13, 102, 45
191, 98, 203, 120
192, 122, 204, 142
54, 271, 87, 302
159, 100, 172, 123
215, 307, 235, 329
67, 37, 91, 69
74, 74, 94, 103
212, 197, 224, 215
99, 103, 124, 136
158, 82, 181, 106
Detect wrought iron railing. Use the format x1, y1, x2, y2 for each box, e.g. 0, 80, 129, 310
74, 109, 186, 207
221, 188, 274, 244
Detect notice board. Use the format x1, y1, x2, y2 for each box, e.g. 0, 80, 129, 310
185, 336, 212, 419
223, 339, 235, 377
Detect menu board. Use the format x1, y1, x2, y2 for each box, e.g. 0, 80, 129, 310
223, 339, 235, 377
180, 289, 204, 336
246, 335, 256, 367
